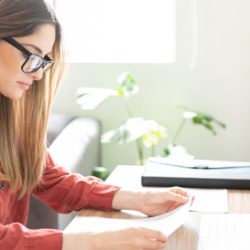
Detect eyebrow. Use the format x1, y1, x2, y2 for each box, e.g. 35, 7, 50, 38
21, 43, 51, 55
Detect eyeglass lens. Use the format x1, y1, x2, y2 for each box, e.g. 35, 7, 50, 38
42, 61, 53, 73
23, 55, 43, 73
23, 55, 52, 73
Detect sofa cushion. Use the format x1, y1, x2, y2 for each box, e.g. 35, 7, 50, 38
49, 117, 100, 176
47, 113, 75, 147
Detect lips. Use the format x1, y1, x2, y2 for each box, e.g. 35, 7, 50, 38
17, 81, 32, 90
17, 81, 32, 86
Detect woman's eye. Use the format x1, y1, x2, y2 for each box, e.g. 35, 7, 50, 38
22, 53, 28, 59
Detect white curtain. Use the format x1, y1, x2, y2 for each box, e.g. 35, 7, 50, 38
54, 0, 176, 63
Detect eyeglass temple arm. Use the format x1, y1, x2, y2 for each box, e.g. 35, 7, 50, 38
2, 37, 31, 56
44, 55, 53, 62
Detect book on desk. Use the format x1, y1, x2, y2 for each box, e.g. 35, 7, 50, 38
142, 157, 250, 189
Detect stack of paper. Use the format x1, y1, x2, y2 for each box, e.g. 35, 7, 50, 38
64, 198, 192, 236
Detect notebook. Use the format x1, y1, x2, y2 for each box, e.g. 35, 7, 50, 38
142, 157, 250, 189
198, 214, 250, 250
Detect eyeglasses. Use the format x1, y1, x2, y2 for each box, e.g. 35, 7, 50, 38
2, 37, 54, 74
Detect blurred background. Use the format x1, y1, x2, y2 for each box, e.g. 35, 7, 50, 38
49, 0, 250, 171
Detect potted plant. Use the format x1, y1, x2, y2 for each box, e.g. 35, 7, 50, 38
76, 72, 226, 177
76, 72, 167, 166
163, 105, 226, 158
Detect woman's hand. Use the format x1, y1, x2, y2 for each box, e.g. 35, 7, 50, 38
62, 227, 168, 250
112, 187, 195, 216
138, 187, 195, 216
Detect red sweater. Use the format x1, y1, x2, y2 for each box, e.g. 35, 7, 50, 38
0, 149, 120, 250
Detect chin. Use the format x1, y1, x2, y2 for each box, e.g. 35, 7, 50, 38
3, 91, 24, 100
12, 93, 24, 100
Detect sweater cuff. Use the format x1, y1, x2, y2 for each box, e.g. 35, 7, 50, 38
87, 182, 121, 211
29, 229, 62, 250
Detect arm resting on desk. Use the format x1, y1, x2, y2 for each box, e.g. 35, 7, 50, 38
112, 187, 193, 216
31, 149, 120, 213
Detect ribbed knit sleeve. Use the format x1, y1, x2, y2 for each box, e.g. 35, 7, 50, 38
31, 149, 121, 213
0, 223, 62, 250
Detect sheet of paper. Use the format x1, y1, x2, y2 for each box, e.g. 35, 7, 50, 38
64, 197, 192, 236
187, 189, 228, 213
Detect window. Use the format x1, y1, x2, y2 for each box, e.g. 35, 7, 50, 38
46, 0, 54, 8
53, 0, 176, 63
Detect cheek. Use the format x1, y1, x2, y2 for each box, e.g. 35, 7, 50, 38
0, 49, 25, 86
0, 50, 24, 76
0, 49, 26, 99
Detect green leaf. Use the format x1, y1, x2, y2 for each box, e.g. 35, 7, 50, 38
76, 87, 119, 110
162, 143, 193, 158
117, 72, 139, 97
196, 113, 213, 122
183, 111, 197, 119
164, 148, 171, 156
193, 116, 216, 135
117, 128, 129, 145
205, 125, 216, 135
193, 116, 203, 124
127, 74, 135, 83
101, 118, 144, 145
114, 87, 124, 96
101, 118, 167, 146
178, 105, 226, 135
212, 118, 226, 129
77, 93, 87, 98
101, 129, 119, 144
201, 120, 216, 135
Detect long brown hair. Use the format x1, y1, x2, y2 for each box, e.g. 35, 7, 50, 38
0, 0, 66, 199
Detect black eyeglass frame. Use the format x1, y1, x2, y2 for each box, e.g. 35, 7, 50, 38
2, 37, 54, 74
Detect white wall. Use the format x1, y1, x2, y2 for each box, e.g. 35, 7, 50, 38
51, 0, 250, 170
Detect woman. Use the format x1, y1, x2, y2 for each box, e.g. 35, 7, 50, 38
0, 1, 194, 250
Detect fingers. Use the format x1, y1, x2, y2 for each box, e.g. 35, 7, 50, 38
142, 228, 167, 250
173, 187, 190, 198
168, 187, 196, 205
166, 191, 189, 204
143, 239, 166, 250
141, 227, 167, 243
176, 187, 189, 197
129, 227, 167, 250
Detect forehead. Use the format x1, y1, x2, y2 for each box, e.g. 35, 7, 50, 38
14, 24, 56, 56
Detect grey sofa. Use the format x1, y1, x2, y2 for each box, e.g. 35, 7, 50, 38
26, 113, 100, 230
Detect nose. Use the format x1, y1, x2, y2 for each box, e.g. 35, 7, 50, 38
29, 67, 43, 81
